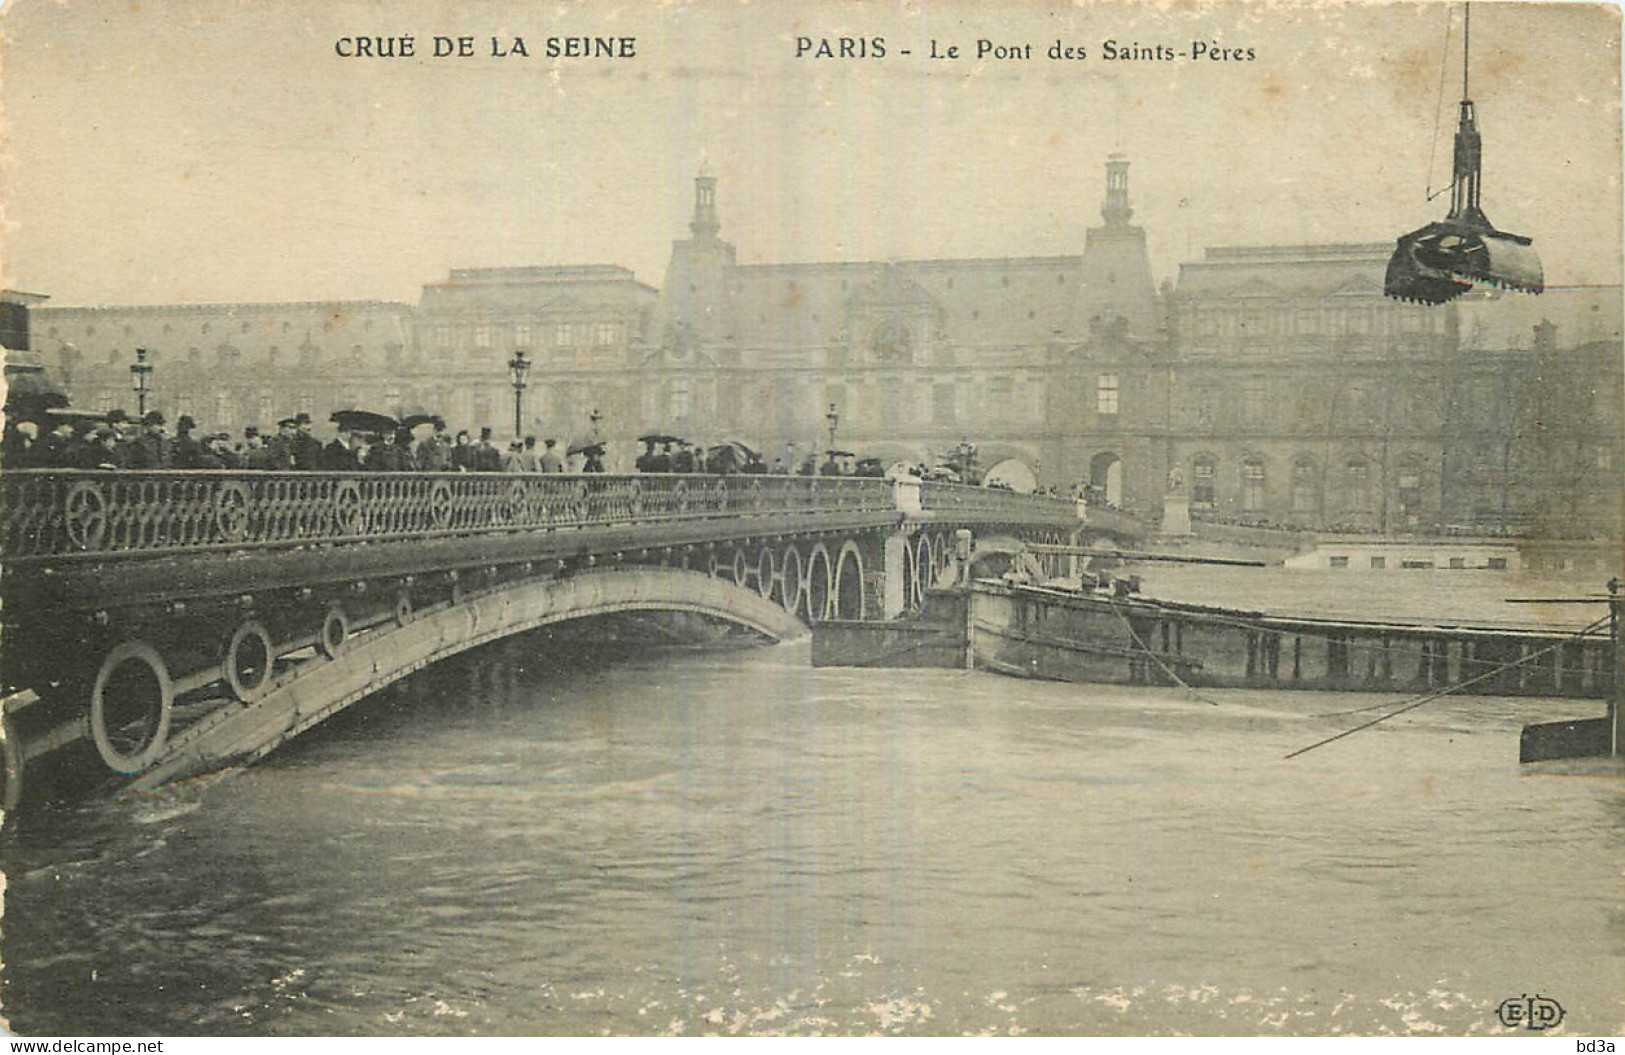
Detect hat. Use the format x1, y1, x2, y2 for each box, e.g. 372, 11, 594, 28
244, 426, 260, 438
177, 414, 196, 432
93, 425, 116, 440
142, 410, 165, 426
544, 438, 557, 447
277, 416, 298, 429
479, 426, 493, 439
294, 412, 312, 425
106, 409, 129, 424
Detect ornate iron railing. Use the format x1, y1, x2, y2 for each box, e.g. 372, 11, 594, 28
0, 471, 1090, 563
917, 481, 1085, 526
0, 471, 905, 562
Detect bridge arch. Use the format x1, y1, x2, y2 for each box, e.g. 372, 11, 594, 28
128, 567, 806, 791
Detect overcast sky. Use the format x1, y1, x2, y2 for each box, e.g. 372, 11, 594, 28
3, 0, 1619, 307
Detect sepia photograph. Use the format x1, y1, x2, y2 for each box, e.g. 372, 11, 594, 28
0, 0, 1620, 1038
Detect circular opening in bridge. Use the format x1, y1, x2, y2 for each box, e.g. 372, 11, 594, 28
806, 547, 833, 624
90, 641, 173, 774
224, 621, 275, 702
319, 606, 349, 659
756, 547, 775, 598
834, 544, 865, 621
780, 547, 803, 615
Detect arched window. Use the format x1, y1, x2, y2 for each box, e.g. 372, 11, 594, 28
1241, 457, 1266, 513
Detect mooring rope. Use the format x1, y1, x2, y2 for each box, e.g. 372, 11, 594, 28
1106, 595, 1224, 707
1284, 612, 1613, 760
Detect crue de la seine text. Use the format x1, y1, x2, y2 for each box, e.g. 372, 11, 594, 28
334, 35, 637, 59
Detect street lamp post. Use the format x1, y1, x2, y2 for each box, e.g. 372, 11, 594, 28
825, 402, 839, 453
130, 347, 153, 417
589, 407, 603, 437
507, 349, 530, 438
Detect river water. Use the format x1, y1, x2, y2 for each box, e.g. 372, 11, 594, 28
2, 571, 1621, 1036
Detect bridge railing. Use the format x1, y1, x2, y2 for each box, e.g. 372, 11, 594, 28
917, 480, 1086, 526
0, 471, 900, 562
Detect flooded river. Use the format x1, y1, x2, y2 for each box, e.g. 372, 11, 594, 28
2, 570, 1621, 1036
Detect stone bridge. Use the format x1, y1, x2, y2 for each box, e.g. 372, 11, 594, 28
0, 469, 1145, 807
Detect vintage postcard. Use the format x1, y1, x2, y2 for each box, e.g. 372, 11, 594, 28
0, 0, 1620, 1039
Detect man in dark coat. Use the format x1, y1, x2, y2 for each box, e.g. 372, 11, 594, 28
474, 427, 503, 472
321, 426, 362, 470
125, 411, 172, 469
417, 422, 453, 471
170, 415, 206, 469
291, 412, 323, 470
74, 426, 127, 470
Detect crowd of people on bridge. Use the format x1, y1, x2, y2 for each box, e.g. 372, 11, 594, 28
1, 406, 1068, 497
0, 411, 592, 474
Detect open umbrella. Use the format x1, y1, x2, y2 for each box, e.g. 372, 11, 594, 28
330, 409, 399, 434
4, 370, 69, 415
637, 433, 683, 445
717, 439, 761, 461
925, 465, 961, 483
398, 411, 445, 430
567, 439, 606, 457
824, 449, 855, 459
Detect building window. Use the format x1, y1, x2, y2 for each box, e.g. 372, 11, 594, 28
555, 323, 575, 348
1243, 381, 1266, 425
1329, 555, 1349, 569
1097, 374, 1119, 415
1345, 460, 1371, 510
670, 377, 691, 419
991, 376, 1012, 421
1241, 458, 1266, 512
215, 393, 233, 427
257, 392, 273, 424
595, 322, 617, 347
435, 327, 452, 349
515, 323, 532, 348
473, 325, 491, 348
1291, 461, 1316, 513
1192, 456, 1216, 509
1370, 556, 1386, 569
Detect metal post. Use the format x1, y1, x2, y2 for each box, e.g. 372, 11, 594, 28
130, 347, 153, 417
507, 349, 530, 440
1611, 578, 1622, 757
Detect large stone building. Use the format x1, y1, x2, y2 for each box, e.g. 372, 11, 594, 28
24, 159, 1624, 541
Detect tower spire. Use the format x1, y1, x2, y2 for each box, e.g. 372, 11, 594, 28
691, 164, 720, 240
1101, 154, 1133, 227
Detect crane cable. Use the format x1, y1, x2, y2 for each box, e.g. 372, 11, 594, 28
1424, 3, 1459, 202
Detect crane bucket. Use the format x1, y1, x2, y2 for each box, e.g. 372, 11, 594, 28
1384, 219, 1544, 305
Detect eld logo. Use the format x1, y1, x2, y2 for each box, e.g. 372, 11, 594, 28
1496, 993, 1565, 1031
